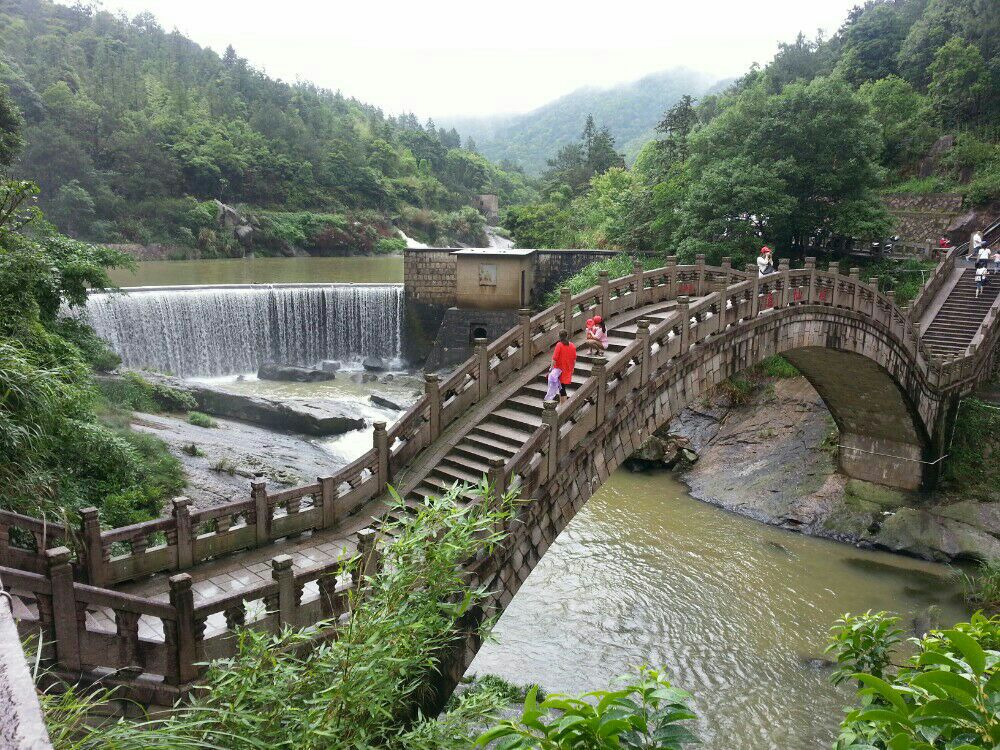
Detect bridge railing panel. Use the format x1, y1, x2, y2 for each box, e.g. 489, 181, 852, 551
388, 396, 431, 474
909, 244, 959, 322
439, 356, 480, 429
0, 510, 67, 575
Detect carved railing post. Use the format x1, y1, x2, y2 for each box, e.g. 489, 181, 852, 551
828, 262, 840, 307
373, 422, 389, 491
805, 257, 816, 303
593, 357, 607, 424
319, 475, 337, 529
886, 290, 897, 333
79, 506, 104, 587
272, 554, 295, 629
474, 337, 488, 401
750, 273, 761, 317
637, 320, 651, 383
46, 546, 81, 672
354, 528, 379, 594
665, 256, 678, 300
778, 259, 790, 307
632, 262, 644, 308
598, 271, 610, 320
168, 573, 198, 684
721, 256, 732, 283
542, 400, 560, 475
518, 308, 533, 367
425, 374, 441, 440
677, 296, 691, 353
560, 287, 573, 333
695, 254, 706, 296
252, 480, 269, 546
850, 267, 861, 311
172, 497, 193, 571
488, 457, 507, 499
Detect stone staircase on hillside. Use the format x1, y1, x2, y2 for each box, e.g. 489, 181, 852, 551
921, 267, 1000, 357
406, 306, 678, 506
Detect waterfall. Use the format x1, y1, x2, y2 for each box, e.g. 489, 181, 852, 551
84, 284, 404, 377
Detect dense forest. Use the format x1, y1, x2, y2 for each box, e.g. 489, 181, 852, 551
442, 68, 723, 174
0, 0, 536, 255
505, 0, 999, 267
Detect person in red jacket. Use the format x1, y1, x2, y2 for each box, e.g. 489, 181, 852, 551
551, 330, 577, 405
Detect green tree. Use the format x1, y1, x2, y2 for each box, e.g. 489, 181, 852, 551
0, 83, 23, 167
857, 76, 936, 169
836, 3, 907, 85
928, 36, 989, 127
681, 77, 891, 256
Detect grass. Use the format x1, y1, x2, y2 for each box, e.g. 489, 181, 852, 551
99, 372, 196, 413
542, 252, 667, 307
188, 411, 217, 428
956, 560, 1000, 615
181, 443, 204, 457
210, 457, 238, 475
758, 355, 799, 378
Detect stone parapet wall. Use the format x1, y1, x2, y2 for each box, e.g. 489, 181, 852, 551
883, 193, 963, 214
0, 598, 52, 749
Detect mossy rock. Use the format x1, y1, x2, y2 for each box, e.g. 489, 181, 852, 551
844, 479, 911, 512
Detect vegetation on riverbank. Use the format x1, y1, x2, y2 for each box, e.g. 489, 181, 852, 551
0, 0, 535, 256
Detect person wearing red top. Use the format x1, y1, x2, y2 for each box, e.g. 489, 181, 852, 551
551, 330, 577, 404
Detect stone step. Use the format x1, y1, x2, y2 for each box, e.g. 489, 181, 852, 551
492, 407, 543, 430
472, 421, 534, 445
442, 452, 492, 477
463, 431, 520, 456
453, 440, 510, 464
508, 393, 546, 414
431, 461, 486, 486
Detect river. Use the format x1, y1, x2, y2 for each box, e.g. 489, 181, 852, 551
469, 471, 967, 750
102, 257, 968, 748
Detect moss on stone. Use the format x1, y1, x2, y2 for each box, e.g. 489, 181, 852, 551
844, 479, 911, 512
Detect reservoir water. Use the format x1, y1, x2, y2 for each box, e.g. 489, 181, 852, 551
469, 471, 967, 750
108, 255, 403, 287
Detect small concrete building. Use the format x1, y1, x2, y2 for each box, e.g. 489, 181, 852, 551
453, 248, 535, 310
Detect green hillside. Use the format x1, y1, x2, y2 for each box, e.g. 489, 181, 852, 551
0, 0, 535, 254
442, 68, 723, 174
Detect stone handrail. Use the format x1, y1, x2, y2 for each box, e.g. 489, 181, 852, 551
0, 510, 68, 575
909, 243, 960, 323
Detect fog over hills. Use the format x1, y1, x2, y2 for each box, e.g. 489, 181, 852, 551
440, 68, 730, 174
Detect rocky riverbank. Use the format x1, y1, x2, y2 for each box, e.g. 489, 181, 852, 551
631, 375, 1000, 562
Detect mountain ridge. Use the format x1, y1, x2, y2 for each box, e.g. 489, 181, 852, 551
440, 67, 728, 174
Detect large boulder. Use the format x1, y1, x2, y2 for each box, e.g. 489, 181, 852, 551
110, 372, 364, 437
370, 394, 409, 411
362, 356, 389, 372
874, 507, 1000, 562
258, 363, 336, 383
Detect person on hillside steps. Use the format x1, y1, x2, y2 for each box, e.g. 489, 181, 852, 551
992, 248, 1000, 275
757, 246, 775, 278
970, 231, 984, 260
550, 330, 577, 405
975, 264, 987, 298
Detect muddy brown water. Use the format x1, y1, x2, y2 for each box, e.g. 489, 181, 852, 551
468, 471, 968, 750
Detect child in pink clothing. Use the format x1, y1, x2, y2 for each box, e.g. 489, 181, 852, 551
580, 316, 608, 355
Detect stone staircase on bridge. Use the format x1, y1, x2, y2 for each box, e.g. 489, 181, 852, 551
921, 267, 1000, 357
406, 305, 677, 507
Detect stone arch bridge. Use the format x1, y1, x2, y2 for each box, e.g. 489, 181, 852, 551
2, 248, 998, 713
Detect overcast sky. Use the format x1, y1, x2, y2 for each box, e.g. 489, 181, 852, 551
69, 0, 861, 118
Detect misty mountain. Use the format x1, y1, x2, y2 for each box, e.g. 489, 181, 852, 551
441, 68, 728, 174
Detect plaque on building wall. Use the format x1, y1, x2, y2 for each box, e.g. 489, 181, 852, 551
479, 263, 497, 286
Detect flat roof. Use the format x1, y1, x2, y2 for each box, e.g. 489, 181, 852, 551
451, 248, 536, 257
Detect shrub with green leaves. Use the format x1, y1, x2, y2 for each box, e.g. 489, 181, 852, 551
826, 611, 906, 686
833, 613, 1000, 750
99, 372, 196, 413
476, 666, 697, 749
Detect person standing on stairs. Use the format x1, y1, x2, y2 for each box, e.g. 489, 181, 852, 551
975, 264, 987, 298
991, 248, 1000, 275
551, 330, 577, 405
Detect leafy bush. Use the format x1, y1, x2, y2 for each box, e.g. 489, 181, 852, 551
542, 252, 659, 307
826, 611, 905, 686
941, 398, 1000, 499
375, 236, 407, 254
187, 411, 217, 428
758, 355, 799, 378
956, 560, 1000, 615
832, 613, 1000, 749
476, 666, 697, 749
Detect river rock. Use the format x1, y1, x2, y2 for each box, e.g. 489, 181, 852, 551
258, 362, 337, 382
370, 394, 408, 411
112, 372, 364, 437
873, 507, 1000, 562
362, 356, 388, 372
320, 360, 341, 373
